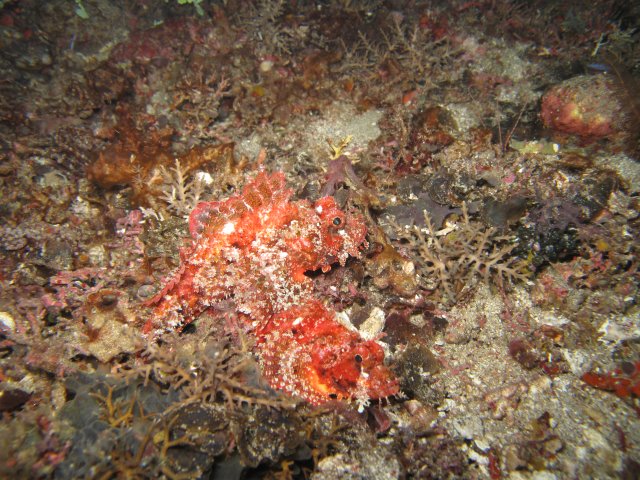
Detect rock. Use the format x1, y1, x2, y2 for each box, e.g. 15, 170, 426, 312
0, 311, 15, 332
541, 74, 623, 142
0, 387, 31, 412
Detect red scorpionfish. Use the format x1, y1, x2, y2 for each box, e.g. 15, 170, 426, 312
144, 171, 398, 405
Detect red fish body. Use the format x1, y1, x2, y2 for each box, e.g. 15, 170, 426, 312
256, 300, 399, 404
144, 171, 398, 405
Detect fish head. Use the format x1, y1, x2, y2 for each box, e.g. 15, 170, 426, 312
307, 331, 399, 403
257, 301, 398, 405
313, 196, 367, 266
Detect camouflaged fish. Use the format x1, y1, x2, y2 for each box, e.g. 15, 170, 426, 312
144, 171, 398, 405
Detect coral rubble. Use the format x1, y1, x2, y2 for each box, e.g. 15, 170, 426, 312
0, 0, 639, 478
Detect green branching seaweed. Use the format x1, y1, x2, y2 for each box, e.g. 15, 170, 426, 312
176, 0, 205, 17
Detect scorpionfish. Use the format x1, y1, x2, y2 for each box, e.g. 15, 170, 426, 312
144, 171, 398, 405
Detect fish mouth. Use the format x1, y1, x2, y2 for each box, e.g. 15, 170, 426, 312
365, 365, 400, 400
302, 361, 399, 404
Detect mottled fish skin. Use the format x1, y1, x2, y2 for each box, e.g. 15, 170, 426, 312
144, 171, 398, 405
256, 300, 399, 405
144, 172, 296, 332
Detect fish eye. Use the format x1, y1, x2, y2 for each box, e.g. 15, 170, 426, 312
355, 354, 363, 363
329, 393, 338, 399
332, 216, 342, 226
